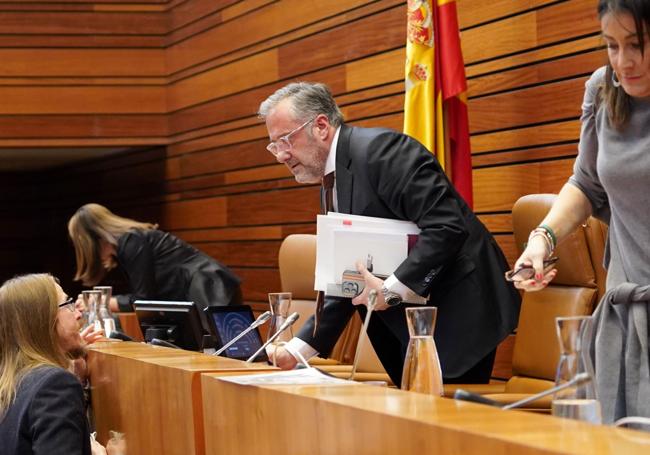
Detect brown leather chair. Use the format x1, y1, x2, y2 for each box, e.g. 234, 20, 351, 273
444, 194, 607, 408
278, 234, 393, 383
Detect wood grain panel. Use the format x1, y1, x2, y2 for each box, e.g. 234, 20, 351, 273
473, 159, 575, 213
0, 11, 166, 34
236, 267, 281, 302
279, 5, 404, 79
471, 120, 581, 154
167, 50, 279, 112
0, 115, 166, 139
0, 86, 166, 114
159, 196, 228, 230
177, 139, 271, 176
457, 0, 557, 29
227, 186, 319, 226
200, 240, 281, 268
166, 0, 371, 74
468, 50, 604, 98
345, 47, 404, 92
0, 49, 164, 77
468, 78, 586, 133
473, 143, 578, 168
467, 35, 604, 79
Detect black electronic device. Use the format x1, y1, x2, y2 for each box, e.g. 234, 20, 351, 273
204, 305, 268, 362
133, 300, 206, 351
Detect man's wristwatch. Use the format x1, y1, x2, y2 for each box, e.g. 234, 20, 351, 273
381, 285, 403, 307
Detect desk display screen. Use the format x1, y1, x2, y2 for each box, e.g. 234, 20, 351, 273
210, 310, 264, 360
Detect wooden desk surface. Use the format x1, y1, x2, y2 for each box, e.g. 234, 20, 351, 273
201, 374, 650, 455
88, 341, 276, 455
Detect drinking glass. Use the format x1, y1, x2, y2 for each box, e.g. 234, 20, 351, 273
81, 290, 103, 331
267, 292, 293, 345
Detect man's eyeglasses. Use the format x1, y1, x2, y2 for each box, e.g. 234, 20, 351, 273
58, 296, 76, 313
505, 257, 559, 282
266, 118, 314, 156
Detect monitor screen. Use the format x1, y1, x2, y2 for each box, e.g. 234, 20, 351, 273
133, 300, 207, 352
205, 305, 267, 362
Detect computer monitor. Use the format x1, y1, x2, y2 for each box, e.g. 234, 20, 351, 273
204, 305, 268, 362
133, 300, 207, 351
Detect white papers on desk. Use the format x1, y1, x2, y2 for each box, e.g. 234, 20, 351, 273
218, 368, 359, 386
315, 213, 422, 301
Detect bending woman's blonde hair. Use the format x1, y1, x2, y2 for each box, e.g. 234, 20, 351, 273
68, 203, 156, 286
0, 274, 69, 416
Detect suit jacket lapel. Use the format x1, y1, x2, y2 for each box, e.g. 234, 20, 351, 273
335, 124, 353, 214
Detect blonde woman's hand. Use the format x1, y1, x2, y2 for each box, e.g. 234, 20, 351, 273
81, 325, 105, 345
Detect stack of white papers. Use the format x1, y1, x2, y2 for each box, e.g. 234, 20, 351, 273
315, 213, 422, 302
218, 368, 359, 386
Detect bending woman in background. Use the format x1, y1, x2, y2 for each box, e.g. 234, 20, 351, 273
68, 203, 242, 316
0, 274, 96, 454
513, 0, 650, 423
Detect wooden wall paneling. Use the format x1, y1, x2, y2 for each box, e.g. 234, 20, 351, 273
473, 143, 578, 168
166, 0, 403, 83
0, 49, 165, 77
473, 159, 575, 213
0, 35, 165, 48
278, 5, 404, 80
468, 78, 587, 133
457, 0, 558, 29
235, 267, 281, 301
0, 11, 166, 34
199, 239, 281, 268
0, 115, 167, 139
227, 186, 319, 226
165, 0, 373, 75
466, 35, 604, 79
471, 120, 581, 154
467, 49, 605, 98
167, 49, 280, 112
461, 0, 598, 65
0, 86, 166, 114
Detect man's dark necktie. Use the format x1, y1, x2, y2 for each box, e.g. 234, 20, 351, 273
314, 172, 335, 335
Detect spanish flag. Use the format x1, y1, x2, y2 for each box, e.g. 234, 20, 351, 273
403, 0, 473, 208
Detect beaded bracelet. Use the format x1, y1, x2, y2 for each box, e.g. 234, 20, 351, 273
537, 224, 557, 250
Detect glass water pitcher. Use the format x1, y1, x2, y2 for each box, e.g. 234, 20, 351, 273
401, 306, 443, 396
551, 315, 602, 424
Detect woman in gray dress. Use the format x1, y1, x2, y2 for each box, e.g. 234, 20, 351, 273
512, 0, 650, 423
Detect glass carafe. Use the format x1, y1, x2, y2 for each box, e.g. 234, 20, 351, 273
401, 306, 443, 396
94, 286, 115, 337
551, 316, 602, 424
81, 290, 103, 331
267, 292, 293, 344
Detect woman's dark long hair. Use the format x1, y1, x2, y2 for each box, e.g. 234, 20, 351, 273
598, 0, 650, 128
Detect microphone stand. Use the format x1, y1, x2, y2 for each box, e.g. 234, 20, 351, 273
246, 312, 299, 363
213, 311, 271, 356
453, 372, 592, 410
348, 289, 378, 381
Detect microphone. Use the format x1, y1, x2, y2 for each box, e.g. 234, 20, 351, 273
348, 289, 378, 380
213, 311, 272, 356
150, 338, 181, 349
246, 312, 300, 363
453, 372, 592, 410
108, 330, 134, 342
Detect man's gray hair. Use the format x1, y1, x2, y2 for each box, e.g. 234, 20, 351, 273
258, 82, 344, 127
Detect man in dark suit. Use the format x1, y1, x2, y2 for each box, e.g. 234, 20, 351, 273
258, 82, 520, 385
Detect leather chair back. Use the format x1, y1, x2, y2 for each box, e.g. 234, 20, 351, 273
507, 194, 605, 392
278, 234, 362, 363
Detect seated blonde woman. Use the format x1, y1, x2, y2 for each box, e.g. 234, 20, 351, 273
0, 274, 105, 454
